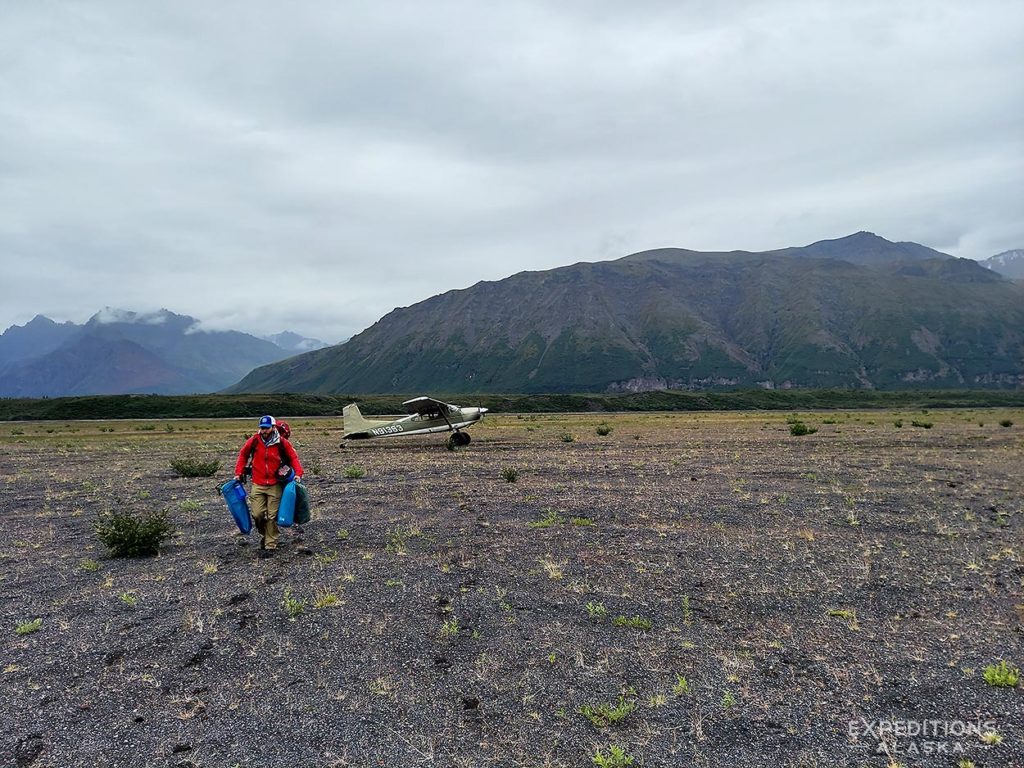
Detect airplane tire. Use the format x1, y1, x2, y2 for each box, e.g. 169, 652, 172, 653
454, 431, 471, 446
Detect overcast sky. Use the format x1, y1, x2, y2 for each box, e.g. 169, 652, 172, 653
1, 1, 1021, 343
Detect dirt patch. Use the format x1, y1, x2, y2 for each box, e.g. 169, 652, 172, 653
1, 410, 1022, 767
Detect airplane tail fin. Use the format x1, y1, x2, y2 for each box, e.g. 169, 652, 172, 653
343, 403, 370, 434
342, 403, 389, 438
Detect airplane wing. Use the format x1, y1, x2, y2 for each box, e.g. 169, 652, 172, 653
403, 396, 457, 415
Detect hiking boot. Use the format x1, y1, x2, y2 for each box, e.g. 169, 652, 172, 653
258, 548, 275, 559
259, 536, 266, 550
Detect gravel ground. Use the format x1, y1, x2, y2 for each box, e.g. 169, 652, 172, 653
1, 409, 1022, 768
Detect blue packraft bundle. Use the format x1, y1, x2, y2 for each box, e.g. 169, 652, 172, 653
221, 479, 253, 534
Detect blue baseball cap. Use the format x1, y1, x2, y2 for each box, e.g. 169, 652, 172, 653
258, 415, 275, 429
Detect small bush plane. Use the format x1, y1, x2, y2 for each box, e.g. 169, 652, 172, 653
342, 396, 488, 446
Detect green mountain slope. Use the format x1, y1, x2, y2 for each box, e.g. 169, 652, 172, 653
228, 233, 1024, 394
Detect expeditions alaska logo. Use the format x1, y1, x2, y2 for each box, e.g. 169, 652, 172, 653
848, 717, 997, 757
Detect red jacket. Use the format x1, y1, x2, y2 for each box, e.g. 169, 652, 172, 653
235, 433, 303, 485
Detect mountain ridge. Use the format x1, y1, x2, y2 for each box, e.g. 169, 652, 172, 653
228, 233, 1024, 394
0, 309, 323, 397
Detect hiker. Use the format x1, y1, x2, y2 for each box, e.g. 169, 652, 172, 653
234, 415, 303, 558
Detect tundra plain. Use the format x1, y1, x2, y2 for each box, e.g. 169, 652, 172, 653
1, 410, 1022, 768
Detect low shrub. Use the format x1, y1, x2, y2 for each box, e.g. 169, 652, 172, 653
595, 424, 613, 436
15, 618, 42, 635
911, 420, 933, 429
612, 615, 652, 630
579, 697, 635, 728
592, 745, 634, 767
789, 421, 818, 436
94, 509, 173, 557
999, 419, 1013, 428
343, 465, 366, 479
983, 660, 1019, 688
170, 457, 221, 477
501, 467, 519, 483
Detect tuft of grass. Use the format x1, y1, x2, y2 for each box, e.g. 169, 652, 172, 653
585, 601, 608, 620
170, 457, 221, 477
94, 509, 172, 558
343, 465, 366, 479
80, 559, 101, 572
313, 588, 341, 609
980, 730, 1003, 745
893, 419, 903, 428
910, 420, 933, 429
15, 618, 42, 635
592, 745, 634, 767
528, 509, 564, 529
560, 433, 575, 443
612, 615, 652, 631
673, 675, 691, 695
595, 423, 613, 436
501, 467, 519, 483
540, 556, 565, 580
313, 549, 339, 566
826, 608, 860, 630
579, 697, 635, 728
386, 525, 411, 555
440, 618, 460, 639
982, 660, 1019, 688
120, 592, 138, 607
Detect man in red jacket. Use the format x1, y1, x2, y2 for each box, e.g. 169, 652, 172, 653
234, 415, 303, 557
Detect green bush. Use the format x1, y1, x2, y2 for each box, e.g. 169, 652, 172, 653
612, 615, 652, 630
789, 421, 818, 436
15, 618, 42, 635
592, 745, 634, 767
501, 467, 519, 483
595, 424, 613, 436
911, 420, 933, 429
579, 697, 636, 727
343, 465, 366, 479
999, 419, 1013, 428
95, 510, 173, 557
983, 660, 1019, 688
170, 457, 221, 477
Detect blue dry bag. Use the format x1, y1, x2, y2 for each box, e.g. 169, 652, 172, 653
221, 479, 253, 535
277, 479, 297, 527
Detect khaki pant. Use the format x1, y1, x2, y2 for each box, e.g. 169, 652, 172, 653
251, 483, 283, 549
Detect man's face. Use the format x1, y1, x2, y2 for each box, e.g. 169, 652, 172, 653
259, 426, 272, 436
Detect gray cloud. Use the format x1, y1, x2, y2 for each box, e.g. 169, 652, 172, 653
1, 0, 1021, 342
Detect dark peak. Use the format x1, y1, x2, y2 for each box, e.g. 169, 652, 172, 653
26, 314, 57, 327
811, 231, 889, 247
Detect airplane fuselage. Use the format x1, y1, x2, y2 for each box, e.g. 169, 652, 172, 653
345, 408, 485, 440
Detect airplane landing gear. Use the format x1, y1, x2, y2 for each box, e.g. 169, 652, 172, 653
447, 431, 471, 448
